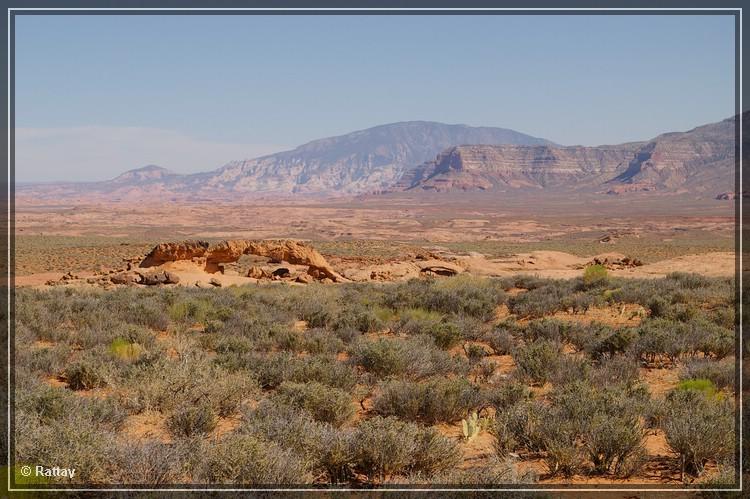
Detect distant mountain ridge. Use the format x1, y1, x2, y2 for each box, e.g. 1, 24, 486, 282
398, 116, 737, 196
189, 121, 555, 195
16, 117, 738, 202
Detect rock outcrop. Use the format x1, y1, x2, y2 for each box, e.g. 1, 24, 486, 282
396, 144, 638, 192
141, 239, 346, 282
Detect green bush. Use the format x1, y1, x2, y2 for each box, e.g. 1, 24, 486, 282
583, 264, 609, 287
274, 381, 355, 427
675, 378, 719, 398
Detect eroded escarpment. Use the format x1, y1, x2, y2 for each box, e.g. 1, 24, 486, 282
140, 239, 346, 282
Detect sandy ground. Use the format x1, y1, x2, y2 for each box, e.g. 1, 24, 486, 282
16, 248, 735, 289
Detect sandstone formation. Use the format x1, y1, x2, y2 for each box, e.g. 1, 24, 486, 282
141, 239, 346, 282
395, 144, 637, 192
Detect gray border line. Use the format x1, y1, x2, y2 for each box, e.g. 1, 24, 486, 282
5, 5, 744, 494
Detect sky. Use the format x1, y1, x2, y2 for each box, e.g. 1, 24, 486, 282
15, 14, 736, 182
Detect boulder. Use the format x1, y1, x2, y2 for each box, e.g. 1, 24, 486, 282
136, 270, 179, 286
208, 278, 222, 287
295, 273, 312, 284
111, 272, 140, 285
247, 266, 271, 279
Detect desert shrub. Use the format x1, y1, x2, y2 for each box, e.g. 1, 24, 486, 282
666, 272, 713, 289
662, 389, 735, 477
64, 352, 110, 390
396, 310, 466, 349
552, 382, 647, 476
24, 343, 72, 376
15, 411, 122, 483
591, 355, 641, 387
681, 358, 735, 392
512, 339, 562, 385
395, 307, 441, 333
302, 328, 346, 355
423, 457, 538, 485
288, 354, 358, 391
166, 402, 217, 438
16, 383, 72, 423
583, 411, 646, 476
237, 352, 294, 388
122, 299, 171, 331
274, 381, 355, 427
522, 318, 570, 343
484, 328, 514, 355
195, 434, 311, 484
240, 401, 325, 466
632, 319, 687, 365
209, 334, 255, 355
348, 335, 463, 379
72, 396, 128, 432
563, 291, 598, 314
373, 377, 480, 424
691, 320, 734, 360
463, 342, 489, 363
564, 322, 611, 354
552, 356, 592, 386
311, 426, 356, 484
589, 327, 638, 361
482, 381, 532, 412
675, 378, 720, 397
349, 416, 458, 482
168, 298, 214, 325
511, 274, 548, 290
273, 328, 304, 352
208, 370, 255, 417
408, 426, 462, 476
490, 399, 546, 455
493, 381, 648, 477
474, 358, 498, 383
507, 280, 573, 318
112, 440, 189, 485
383, 275, 505, 320
332, 303, 384, 333
710, 306, 736, 330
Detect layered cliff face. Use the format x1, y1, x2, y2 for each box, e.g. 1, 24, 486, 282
396, 144, 641, 191
609, 117, 736, 193
399, 116, 737, 195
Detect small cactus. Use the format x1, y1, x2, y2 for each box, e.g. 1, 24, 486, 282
461, 411, 481, 441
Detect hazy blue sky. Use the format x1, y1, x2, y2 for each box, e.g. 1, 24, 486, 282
15, 14, 735, 181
